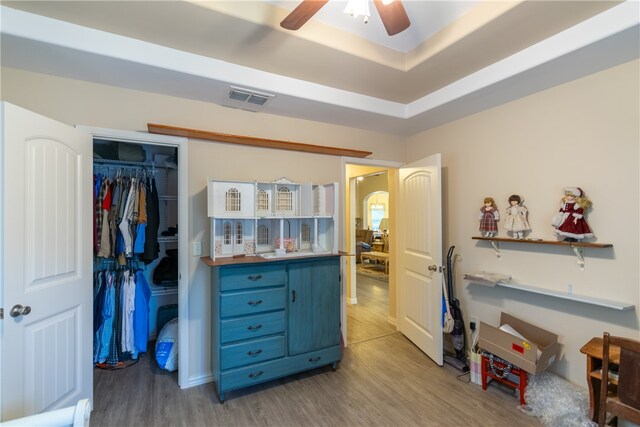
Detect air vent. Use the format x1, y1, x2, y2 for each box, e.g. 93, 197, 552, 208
228, 86, 275, 109
229, 89, 251, 102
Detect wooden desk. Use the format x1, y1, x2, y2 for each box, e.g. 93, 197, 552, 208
360, 251, 389, 274
580, 337, 621, 422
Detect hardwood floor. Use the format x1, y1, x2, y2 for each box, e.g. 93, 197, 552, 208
347, 274, 396, 344
92, 275, 541, 426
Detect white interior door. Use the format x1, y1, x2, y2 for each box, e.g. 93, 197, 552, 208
397, 153, 443, 365
1, 102, 92, 420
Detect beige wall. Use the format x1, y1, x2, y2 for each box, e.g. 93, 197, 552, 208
355, 173, 389, 225
406, 59, 640, 386
1, 67, 405, 384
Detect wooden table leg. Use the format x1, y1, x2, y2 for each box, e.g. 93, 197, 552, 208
585, 354, 601, 422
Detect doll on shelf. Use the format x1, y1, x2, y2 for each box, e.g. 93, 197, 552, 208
504, 194, 531, 239
479, 197, 499, 237
552, 187, 594, 242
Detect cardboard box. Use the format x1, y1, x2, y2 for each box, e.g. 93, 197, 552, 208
479, 312, 561, 375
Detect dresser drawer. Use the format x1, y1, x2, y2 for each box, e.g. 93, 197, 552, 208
220, 311, 285, 344
220, 264, 286, 291
220, 358, 286, 392
220, 335, 285, 370
219, 346, 341, 393
220, 287, 285, 318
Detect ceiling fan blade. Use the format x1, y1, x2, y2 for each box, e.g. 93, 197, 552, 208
373, 0, 411, 36
280, 0, 329, 31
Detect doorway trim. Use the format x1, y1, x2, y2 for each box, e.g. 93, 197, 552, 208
340, 157, 403, 347
78, 126, 189, 388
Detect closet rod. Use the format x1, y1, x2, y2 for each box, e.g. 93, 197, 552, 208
93, 159, 174, 169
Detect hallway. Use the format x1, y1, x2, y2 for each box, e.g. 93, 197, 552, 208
347, 273, 396, 344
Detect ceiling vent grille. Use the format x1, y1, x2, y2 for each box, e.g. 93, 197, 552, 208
228, 87, 275, 108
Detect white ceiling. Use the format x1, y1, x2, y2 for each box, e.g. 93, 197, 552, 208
1, 1, 638, 136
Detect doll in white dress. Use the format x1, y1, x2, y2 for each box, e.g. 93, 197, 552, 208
504, 194, 531, 239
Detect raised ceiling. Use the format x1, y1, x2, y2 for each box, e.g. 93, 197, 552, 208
1, 1, 638, 136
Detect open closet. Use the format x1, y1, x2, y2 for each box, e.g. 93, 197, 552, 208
91, 134, 181, 371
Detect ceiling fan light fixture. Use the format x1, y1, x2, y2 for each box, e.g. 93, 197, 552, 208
344, 0, 370, 23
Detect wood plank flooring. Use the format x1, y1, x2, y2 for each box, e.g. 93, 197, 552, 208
92, 274, 541, 426
347, 274, 396, 344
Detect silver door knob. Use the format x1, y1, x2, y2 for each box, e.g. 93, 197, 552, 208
428, 265, 438, 272
10, 304, 31, 318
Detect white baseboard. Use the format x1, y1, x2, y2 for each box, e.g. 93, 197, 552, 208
347, 297, 357, 304
182, 372, 214, 389
387, 315, 397, 327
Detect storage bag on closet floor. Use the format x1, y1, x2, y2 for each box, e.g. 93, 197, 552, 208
155, 318, 178, 371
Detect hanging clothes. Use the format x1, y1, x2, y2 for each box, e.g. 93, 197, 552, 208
133, 270, 151, 354
143, 177, 160, 264
92, 160, 173, 369
120, 270, 136, 354
94, 271, 115, 364
97, 181, 113, 258
119, 178, 137, 257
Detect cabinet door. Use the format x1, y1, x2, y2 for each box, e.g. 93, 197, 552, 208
288, 258, 340, 355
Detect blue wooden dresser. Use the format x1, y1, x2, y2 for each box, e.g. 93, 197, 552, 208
207, 254, 341, 402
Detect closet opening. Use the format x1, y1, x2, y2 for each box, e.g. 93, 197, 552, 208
92, 137, 180, 379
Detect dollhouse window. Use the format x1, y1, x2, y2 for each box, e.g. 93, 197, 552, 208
301, 223, 311, 243
277, 187, 293, 211
223, 221, 232, 245
257, 224, 269, 245
257, 190, 269, 211
225, 188, 241, 212
235, 221, 243, 245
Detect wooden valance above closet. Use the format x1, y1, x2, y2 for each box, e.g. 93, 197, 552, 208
147, 123, 372, 158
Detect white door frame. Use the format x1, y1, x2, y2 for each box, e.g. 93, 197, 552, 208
77, 126, 189, 388
340, 157, 403, 346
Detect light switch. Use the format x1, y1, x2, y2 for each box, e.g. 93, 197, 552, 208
192, 241, 202, 257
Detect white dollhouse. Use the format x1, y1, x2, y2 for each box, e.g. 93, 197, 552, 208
207, 177, 338, 260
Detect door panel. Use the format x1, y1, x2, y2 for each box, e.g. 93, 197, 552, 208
288, 259, 340, 356
1, 102, 92, 420
397, 154, 443, 365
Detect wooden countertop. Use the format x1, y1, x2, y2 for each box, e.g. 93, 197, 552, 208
201, 251, 349, 267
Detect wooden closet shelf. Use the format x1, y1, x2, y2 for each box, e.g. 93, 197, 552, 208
147, 123, 372, 158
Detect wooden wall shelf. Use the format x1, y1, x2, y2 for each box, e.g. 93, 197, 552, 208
472, 236, 612, 269
472, 236, 612, 248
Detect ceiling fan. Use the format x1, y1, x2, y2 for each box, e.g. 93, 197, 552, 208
280, 0, 411, 36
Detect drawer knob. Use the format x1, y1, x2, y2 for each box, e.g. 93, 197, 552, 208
247, 324, 263, 331
247, 274, 263, 281
248, 370, 264, 379
308, 356, 321, 363
247, 300, 263, 306
247, 349, 263, 357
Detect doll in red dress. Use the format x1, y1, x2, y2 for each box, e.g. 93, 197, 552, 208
479, 197, 499, 237
552, 187, 594, 241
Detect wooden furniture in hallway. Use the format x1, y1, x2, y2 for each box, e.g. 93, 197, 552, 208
360, 251, 389, 273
